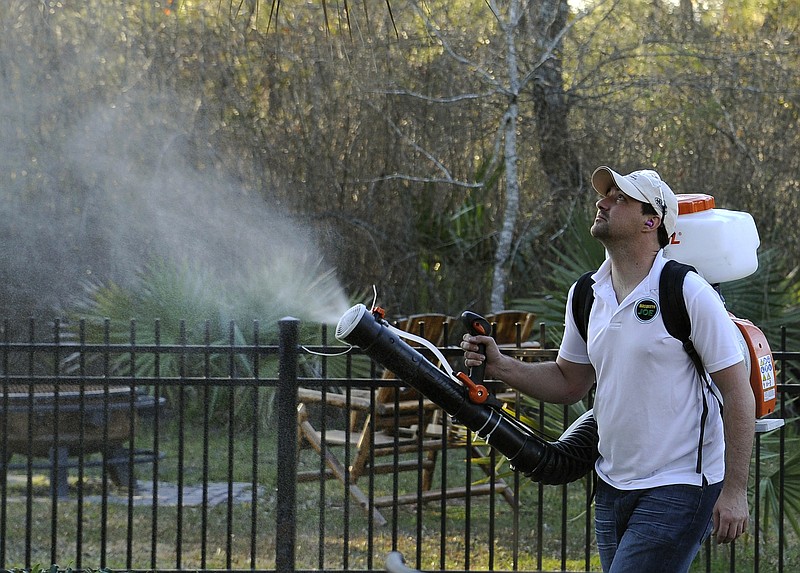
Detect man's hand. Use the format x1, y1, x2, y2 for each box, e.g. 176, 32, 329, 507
461, 333, 502, 375
710, 360, 754, 545
712, 487, 749, 544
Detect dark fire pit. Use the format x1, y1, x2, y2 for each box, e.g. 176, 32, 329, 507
0, 382, 161, 497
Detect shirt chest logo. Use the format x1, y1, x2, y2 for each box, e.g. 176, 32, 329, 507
634, 298, 659, 323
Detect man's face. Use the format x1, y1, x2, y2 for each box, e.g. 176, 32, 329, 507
590, 186, 646, 243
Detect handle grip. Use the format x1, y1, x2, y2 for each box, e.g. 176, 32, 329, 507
460, 311, 493, 385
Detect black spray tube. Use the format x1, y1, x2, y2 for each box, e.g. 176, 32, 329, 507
335, 304, 598, 485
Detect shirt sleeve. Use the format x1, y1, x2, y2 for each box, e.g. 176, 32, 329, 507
557, 282, 592, 365
683, 273, 746, 374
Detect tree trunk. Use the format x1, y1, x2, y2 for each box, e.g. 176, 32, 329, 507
490, 0, 582, 311
529, 0, 582, 199
490, 0, 523, 313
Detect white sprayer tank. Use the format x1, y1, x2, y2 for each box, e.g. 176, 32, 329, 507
663, 194, 760, 284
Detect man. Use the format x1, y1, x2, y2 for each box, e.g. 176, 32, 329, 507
461, 166, 754, 572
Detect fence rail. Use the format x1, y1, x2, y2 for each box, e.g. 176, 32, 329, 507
0, 318, 796, 572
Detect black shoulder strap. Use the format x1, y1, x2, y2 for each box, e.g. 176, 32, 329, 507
659, 260, 703, 374
659, 259, 720, 475
572, 271, 596, 342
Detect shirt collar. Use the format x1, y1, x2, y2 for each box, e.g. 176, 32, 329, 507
591, 250, 668, 300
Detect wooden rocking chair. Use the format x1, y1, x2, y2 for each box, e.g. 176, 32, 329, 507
484, 310, 538, 348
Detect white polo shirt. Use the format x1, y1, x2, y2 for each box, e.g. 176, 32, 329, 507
558, 252, 745, 489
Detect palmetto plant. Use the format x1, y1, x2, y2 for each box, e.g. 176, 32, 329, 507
65, 257, 359, 431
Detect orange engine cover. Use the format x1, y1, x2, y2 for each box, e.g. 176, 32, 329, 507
730, 316, 777, 418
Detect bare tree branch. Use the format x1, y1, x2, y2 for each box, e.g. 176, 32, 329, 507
363, 174, 484, 188
377, 89, 497, 103
363, 100, 483, 188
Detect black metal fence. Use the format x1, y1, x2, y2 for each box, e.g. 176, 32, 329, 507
0, 317, 797, 572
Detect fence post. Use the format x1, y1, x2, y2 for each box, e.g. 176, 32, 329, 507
276, 317, 299, 573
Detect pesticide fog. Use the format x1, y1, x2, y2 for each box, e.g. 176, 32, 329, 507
0, 86, 351, 329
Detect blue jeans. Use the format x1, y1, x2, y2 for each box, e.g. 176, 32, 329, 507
595, 478, 723, 573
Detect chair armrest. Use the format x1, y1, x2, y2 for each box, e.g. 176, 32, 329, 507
297, 388, 374, 410
297, 387, 443, 416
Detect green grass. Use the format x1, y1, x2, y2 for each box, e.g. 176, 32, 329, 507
1, 416, 797, 571
0, 414, 599, 570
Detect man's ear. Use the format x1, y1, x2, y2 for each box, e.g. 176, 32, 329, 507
644, 216, 661, 230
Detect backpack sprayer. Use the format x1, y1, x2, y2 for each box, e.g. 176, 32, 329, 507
665, 194, 777, 420
335, 194, 779, 485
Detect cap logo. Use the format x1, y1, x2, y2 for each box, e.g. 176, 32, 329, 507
654, 195, 666, 218
634, 298, 659, 323
630, 171, 667, 220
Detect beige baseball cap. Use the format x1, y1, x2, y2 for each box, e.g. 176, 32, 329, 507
591, 166, 678, 237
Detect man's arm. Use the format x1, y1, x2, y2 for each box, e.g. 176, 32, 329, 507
710, 360, 755, 544
461, 334, 595, 405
